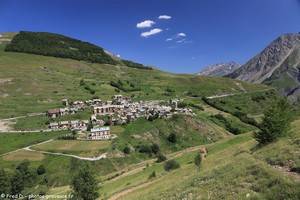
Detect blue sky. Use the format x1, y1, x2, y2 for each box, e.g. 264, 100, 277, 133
0, 0, 300, 73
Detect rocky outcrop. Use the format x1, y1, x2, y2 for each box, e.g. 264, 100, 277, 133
197, 61, 240, 77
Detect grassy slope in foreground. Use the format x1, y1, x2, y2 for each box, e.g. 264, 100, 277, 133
102, 118, 300, 200
0, 43, 268, 118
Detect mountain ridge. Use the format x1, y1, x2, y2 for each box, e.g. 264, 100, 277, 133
228, 33, 300, 102
197, 61, 241, 77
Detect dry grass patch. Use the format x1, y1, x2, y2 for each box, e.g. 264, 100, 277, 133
32, 140, 111, 152
3, 149, 45, 161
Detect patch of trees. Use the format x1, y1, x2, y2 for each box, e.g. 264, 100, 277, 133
0, 161, 47, 196
211, 114, 241, 135
137, 143, 160, 156
5, 31, 117, 65
6, 31, 151, 70
122, 60, 152, 70
233, 111, 259, 127
164, 160, 180, 171
80, 79, 96, 95
110, 80, 141, 92
255, 99, 292, 145
203, 97, 259, 128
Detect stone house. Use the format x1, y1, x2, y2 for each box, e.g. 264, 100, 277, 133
49, 122, 59, 129
47, 108, 61, 118
87, 127, 111, 140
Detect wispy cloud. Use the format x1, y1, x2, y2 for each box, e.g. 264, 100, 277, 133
166, 32, 187, 42
141, 28, 163, 38
176, 38, 186, 43
136, 20, 155, 28
177, 32, 186, 37
158, 15, 172, 20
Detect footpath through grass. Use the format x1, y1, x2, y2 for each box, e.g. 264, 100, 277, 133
0, 131, 66, 155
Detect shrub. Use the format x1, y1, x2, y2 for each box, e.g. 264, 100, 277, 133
138, 145, 152, 155
37, 165, 46, 175
156, 153, 167, 163
151, 143, 160, 154
167, 133, 177, 143
148, 171, 156, 179
123, 146, 131, 154
164, 160, 180, 171
194, 153, 202, 169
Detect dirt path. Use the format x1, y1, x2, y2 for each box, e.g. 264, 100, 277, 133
0, 120, 13, 132
108, 179, 159, 200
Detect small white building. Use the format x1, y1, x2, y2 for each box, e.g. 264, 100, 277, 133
88, 127, 111, 140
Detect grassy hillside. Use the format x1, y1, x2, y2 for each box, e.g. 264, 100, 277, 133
0, 43, 268, 118
5, 31, 151, 70
98, 118, 300, 200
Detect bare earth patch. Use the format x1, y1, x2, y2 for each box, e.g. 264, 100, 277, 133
0, 120, 14, 131
0, 78, 13, 84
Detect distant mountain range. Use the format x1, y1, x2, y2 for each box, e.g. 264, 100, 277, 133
197, 61, 241, 77
228, 33, 300, 103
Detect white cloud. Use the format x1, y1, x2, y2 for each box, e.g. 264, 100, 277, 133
176, 38, 186, 43
136, 20, 155, 28
141, 28, 163, 38
166, 38, 173, 42
158, 15, 172, 20
177, 33, 186, 37
116, 54, 121, 58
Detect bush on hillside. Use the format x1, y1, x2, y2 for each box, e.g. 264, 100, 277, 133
164, 160, 180, 171
194, 153, 202, 169
167, 133, 177, 143
151, 143, 160, 154
148, 171, 156, 179
37, 165, 46, 175
156, 153, 167, 163
123, 146, 131, 154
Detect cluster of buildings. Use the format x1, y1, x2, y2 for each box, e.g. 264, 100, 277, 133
46, 95, 193, 140
49, 120, 89, 131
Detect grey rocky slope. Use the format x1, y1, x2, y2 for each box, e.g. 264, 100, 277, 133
197, 61, 241, 77
228, 33, 300, 102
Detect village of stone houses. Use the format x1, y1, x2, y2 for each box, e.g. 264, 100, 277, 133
46, 95, 193, 141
